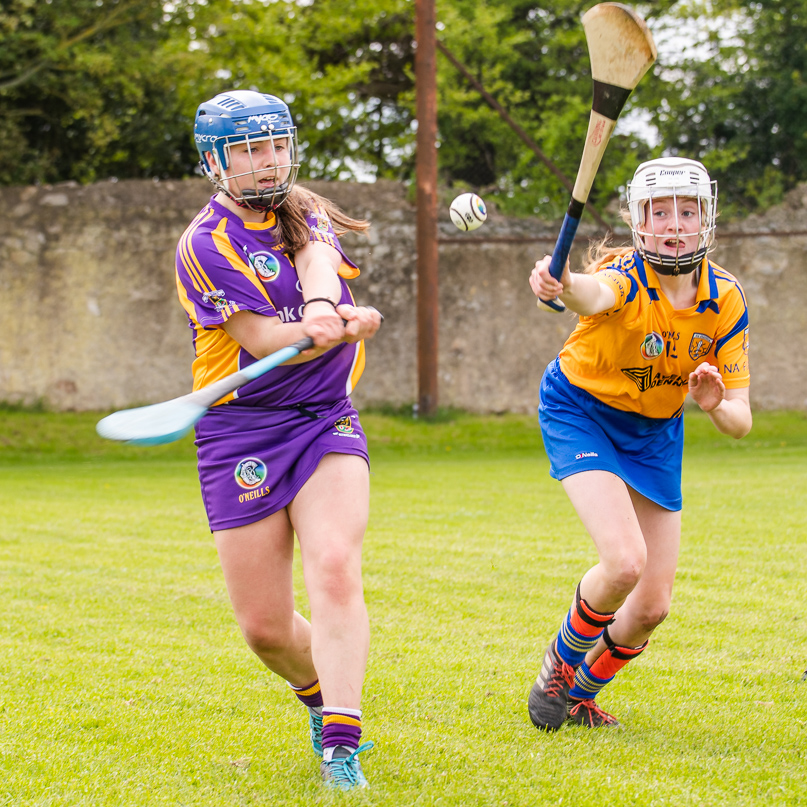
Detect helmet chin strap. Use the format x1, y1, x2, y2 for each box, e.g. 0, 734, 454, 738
642, 251, 705, 277
233, 188, 290, 212
209, 171, 292, 212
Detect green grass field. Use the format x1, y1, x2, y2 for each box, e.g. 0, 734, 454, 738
1, 408, 806, 806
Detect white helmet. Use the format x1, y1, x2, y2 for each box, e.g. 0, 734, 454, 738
627, 157, 718, 275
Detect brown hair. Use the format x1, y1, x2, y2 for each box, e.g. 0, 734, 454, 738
274, 185, 370, 255
582, 209, 632, 274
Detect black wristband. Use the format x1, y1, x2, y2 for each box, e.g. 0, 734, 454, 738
303, 297, 338, 311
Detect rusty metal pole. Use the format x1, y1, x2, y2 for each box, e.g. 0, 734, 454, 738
415, 0, 439, 417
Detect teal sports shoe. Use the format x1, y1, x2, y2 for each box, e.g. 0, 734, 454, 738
309, 709, 323, 757
320, 742, 374, 790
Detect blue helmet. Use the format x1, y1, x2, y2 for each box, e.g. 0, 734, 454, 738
194, 90, 300, 211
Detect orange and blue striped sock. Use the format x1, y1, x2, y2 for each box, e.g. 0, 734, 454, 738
569, 627, 648, 700
555, 583, 615, 667
322, 707, 362, 760
288, 679, 324, 710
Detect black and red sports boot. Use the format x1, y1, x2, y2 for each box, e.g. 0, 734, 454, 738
528, 642, 576, 731
567, 697, 620, 728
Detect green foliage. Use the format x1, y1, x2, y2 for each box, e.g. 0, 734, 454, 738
432, 0, 658, 219
3, 0, 807, 219
643, 0, 807, 217
0, 0, 199, 184
172, 0, 416, 183
1, 410, 806, 804
0, 0, 417, 186
0, 0, 648, 207
0, 0, 667, 216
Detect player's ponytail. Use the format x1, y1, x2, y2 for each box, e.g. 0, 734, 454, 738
583, 211, 633, 274
273, 186, 370, 257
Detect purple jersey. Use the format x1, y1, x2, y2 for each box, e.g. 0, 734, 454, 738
175, 195, 366, 408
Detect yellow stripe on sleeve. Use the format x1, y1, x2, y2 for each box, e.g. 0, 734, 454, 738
210, 218, 276, 316
174, 268, 199, 325
178, 207, 218, 295
190, 325, 241, 401
346, 341, 365, 395
342, 284, 366, 392
338, 262, 360, 280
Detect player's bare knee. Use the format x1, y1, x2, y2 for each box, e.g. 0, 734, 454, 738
318, 571, 363, 608
240, 618, 293, 657
635, 605, 670, 633
309, 544, 361, 581
309, 562, 363, 611
605, 552, 646, 595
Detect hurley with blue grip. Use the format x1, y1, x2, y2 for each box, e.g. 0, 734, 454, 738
538, 3, 657, 313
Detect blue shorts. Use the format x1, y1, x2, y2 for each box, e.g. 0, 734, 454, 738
194, 399, 369, 531
538, 359, 684, 511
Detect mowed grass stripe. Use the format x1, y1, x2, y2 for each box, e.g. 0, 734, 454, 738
0, 410, 805, 805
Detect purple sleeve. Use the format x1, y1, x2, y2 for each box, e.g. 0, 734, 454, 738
305, 204, 359, 278
179, 229, 278, 328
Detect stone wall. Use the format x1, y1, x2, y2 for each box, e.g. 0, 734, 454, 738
1, 177, 806, 412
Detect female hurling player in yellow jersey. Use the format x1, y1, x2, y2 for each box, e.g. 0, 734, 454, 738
526, 157, 752, 730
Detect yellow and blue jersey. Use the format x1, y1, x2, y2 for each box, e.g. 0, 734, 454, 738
559, 251, 750, 419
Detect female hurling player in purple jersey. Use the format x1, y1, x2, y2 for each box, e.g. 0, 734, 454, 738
179, 90, 381, 789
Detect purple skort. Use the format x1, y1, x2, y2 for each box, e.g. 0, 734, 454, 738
194, 399, 369, 531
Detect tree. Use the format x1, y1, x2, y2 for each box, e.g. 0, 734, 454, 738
0, 0, 420, 187
170, 0, 416, 183
642, 0, 807, 216
0, 0, 206, 185
181, 0, 650, 219
6, 0, 803, 221
430, 0, 670, 219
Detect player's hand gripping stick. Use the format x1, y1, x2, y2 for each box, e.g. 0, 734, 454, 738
97, 309, 382, 446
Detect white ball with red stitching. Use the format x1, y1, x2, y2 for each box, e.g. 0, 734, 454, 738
449, 193, 487, 232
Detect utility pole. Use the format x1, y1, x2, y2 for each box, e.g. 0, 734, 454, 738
414, 0, 438, 417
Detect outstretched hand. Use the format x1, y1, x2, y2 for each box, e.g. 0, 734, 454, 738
688, 362, 725, 412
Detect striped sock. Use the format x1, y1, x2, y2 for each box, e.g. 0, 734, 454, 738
288, 679, 324, 710
321, 707, 362, 760
569, 627, 648, 700
555, 584, 615, 667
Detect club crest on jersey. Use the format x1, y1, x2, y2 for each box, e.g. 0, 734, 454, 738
202, 288, 231, 312
640, 332, 664, 360
234, 457, 267, 489
334, 416, 354, 434
244, 248, 281, 281
689, 333, 714, 360
742, 328, 749, 355
314, 213, 331, 233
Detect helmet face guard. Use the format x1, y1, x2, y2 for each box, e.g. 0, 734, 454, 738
627, 158, 717, 276
194, 90, 300, 212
